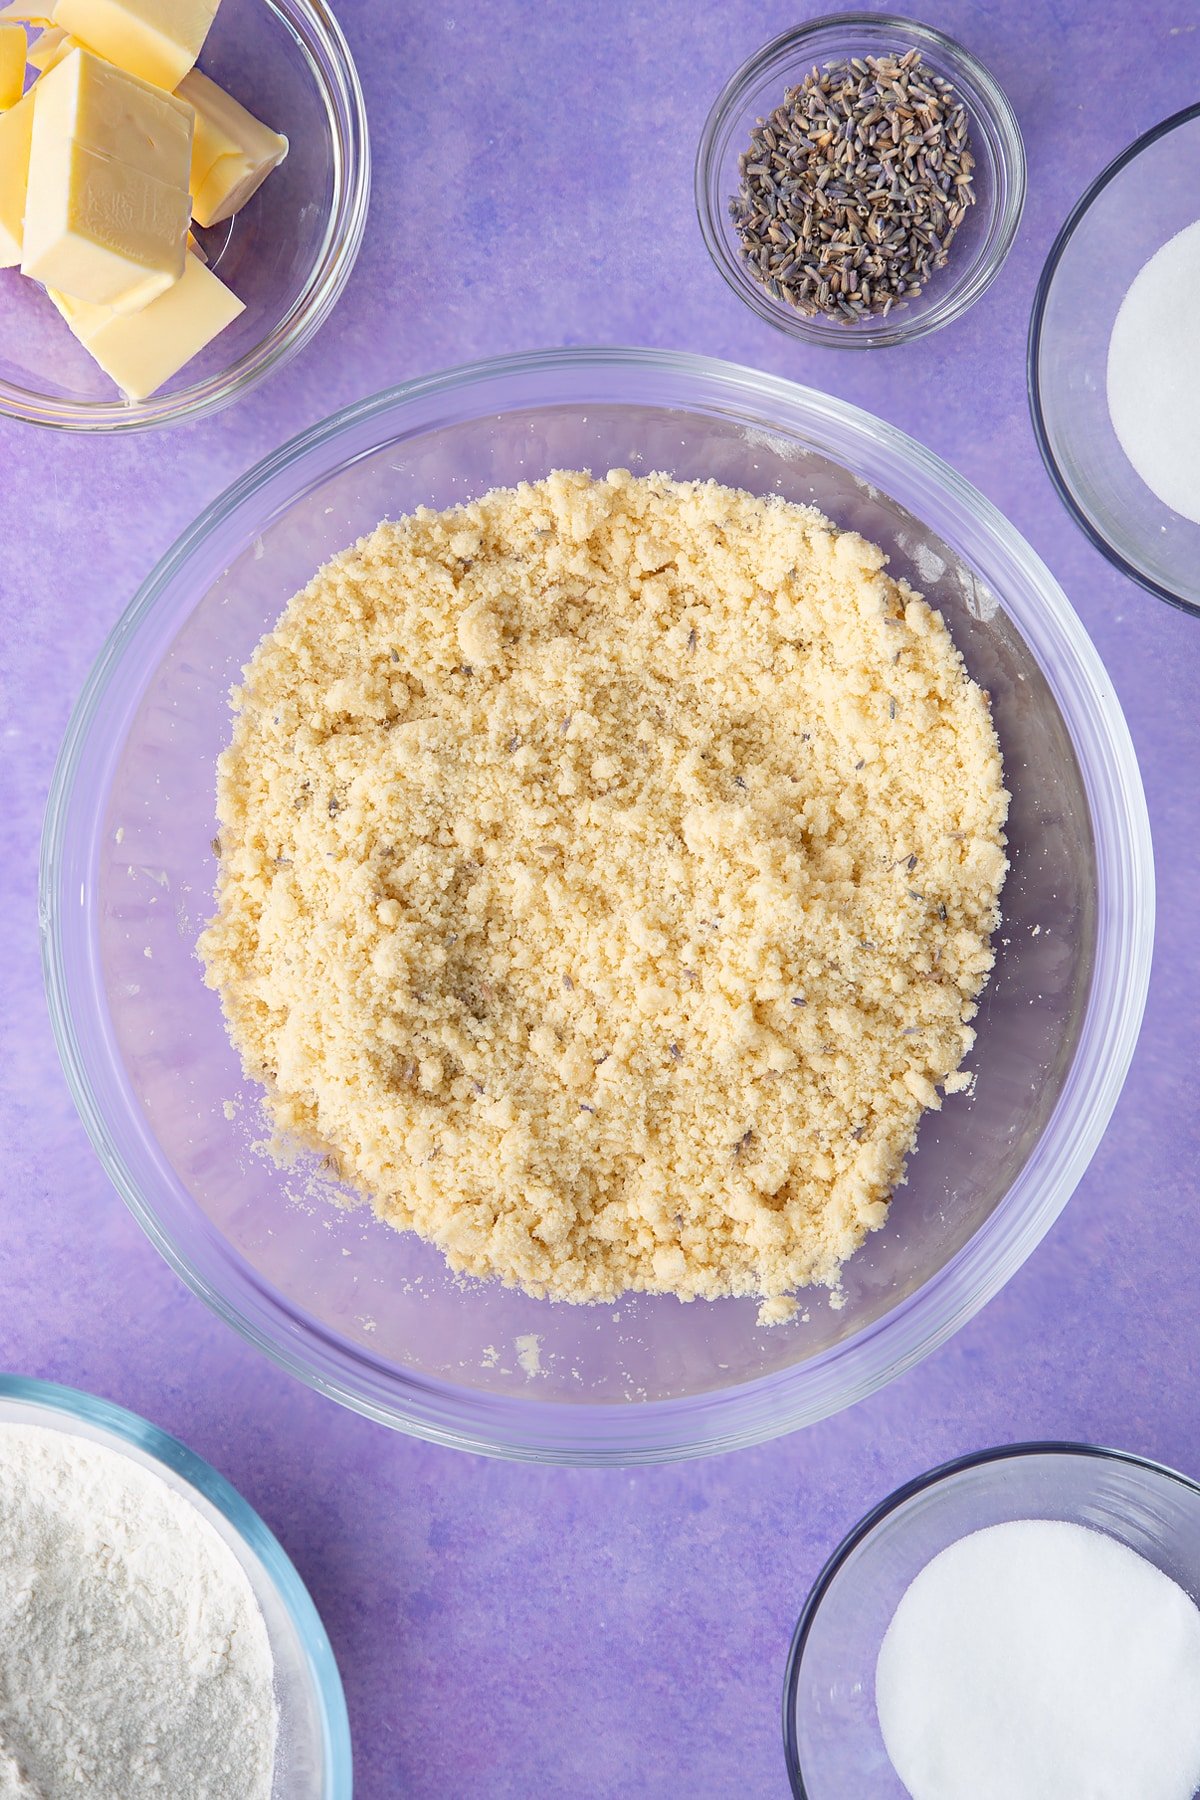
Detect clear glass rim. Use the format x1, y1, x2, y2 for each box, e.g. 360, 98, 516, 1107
1027, 101, 1200, 620
694, 12, 1027, 350
781, 1439, 1200, 1796
39, 346, 1153, 1464
0, 1372, 352, 1795
0, 0, 371, 434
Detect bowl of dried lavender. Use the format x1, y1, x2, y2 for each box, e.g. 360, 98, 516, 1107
696, 13, 1025, 348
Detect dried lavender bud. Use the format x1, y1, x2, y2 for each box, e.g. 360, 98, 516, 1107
729, 49, 975, 323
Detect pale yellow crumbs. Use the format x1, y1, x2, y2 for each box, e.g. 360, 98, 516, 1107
199, 470, 1009, 1323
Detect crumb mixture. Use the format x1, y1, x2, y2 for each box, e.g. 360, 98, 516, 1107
199, 470, 1008, 1317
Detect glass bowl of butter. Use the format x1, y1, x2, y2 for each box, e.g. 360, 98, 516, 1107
0, 0, 369, 431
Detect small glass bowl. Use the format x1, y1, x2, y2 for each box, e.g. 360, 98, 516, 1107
696, 13, 1025, 349
1029, 105, 1200, 619
783, 1442, 1200, 1796
0, 1375, 351, 1797
0, 0, 370, 432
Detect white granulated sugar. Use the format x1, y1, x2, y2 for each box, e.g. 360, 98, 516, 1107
0, 1425, 277, 1800
876, 1518, 1200, 1800
1107, 218, 1200, 525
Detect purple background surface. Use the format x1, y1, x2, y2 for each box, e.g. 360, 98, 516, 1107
2, 2, 1199, 1794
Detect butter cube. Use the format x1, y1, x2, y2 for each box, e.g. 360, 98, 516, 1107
42, 280, 88, 325
21, 46, 192, 308
0, 21, 25, 106
0, 84, 35, 262
50, 43, 192, 170
27, 23, 77, 69
46, 248, 243, 398
24, 140, 192, 305
177, 69, 287, 228
0, 4, 51, 22
52, 0, 218, 90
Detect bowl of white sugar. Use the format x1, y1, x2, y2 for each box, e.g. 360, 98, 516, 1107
0, 1375, 350, 1798
784, 1441, 1200, 1799
1030, 104, 1200, 618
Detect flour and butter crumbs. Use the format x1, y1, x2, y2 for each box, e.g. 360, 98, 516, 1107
199, 470, 1008, 1324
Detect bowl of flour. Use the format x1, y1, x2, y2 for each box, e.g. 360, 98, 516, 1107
0, 1376, 350, 1799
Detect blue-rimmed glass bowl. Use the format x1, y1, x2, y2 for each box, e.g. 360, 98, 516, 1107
40, 347, 1152, 1463
0, 1375, 351, 1797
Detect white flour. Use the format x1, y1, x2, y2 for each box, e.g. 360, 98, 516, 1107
0, 1424, 278, 1800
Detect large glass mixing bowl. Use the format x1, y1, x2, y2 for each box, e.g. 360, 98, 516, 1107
40, 349, 1153, 1463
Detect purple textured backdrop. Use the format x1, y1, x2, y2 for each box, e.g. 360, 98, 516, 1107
2, 3, 1199, 1794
